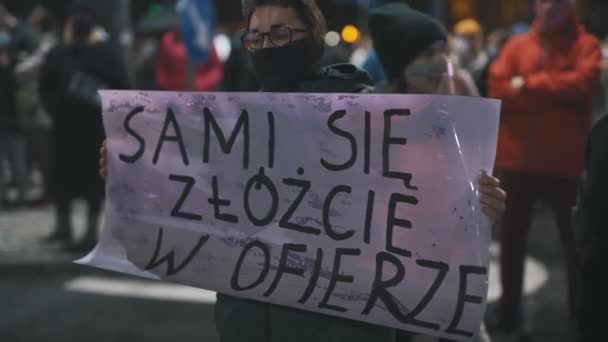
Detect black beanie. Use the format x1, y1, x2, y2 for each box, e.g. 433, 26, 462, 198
369, 3, 447, 81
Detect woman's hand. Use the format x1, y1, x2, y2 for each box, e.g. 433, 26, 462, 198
478, 171, 507, 224
99, 140, 107, 179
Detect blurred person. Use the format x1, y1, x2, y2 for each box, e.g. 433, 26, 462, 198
573, 113, 608, 342
453, 18, 488, 85
39, 2, 129, 253
15, 4, 58, 205
488, 0, 603, 338
17, 5, 59, 74
0, 2, 38, 56
369, 3, 505, 341
0, 28, 29, 207
0, 2, 38, 207
26, 5, 48, 34
155, 28, 223, 91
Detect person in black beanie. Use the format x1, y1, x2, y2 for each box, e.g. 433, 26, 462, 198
369, 3, 498, 342
369, 2, 478, 96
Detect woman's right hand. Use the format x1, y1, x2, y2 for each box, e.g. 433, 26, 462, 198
99, 140, 107, 179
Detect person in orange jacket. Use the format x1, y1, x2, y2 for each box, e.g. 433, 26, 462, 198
488, 0, 603, 337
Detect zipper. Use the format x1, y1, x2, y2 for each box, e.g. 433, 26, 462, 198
265, 303, 272, 342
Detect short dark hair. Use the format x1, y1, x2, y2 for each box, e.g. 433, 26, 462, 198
241, 0, 327, 52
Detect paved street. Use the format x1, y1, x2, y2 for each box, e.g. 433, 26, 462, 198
1, 268, 219, 342
0, 201, 575, 342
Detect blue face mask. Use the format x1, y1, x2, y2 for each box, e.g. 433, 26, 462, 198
405, 62, 446, 78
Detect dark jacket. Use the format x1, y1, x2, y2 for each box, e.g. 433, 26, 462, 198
0, 62, 18, 134
576, 115, 608, 342
296, 63, 375, 94
214, 63, 391, 342
39, 41, 129, 201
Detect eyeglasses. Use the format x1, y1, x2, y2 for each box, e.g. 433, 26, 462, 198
241, 25, 310, 51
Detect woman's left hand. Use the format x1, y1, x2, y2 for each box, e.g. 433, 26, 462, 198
478, 171, 507, 224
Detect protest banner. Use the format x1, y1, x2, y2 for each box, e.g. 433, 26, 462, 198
80, 91, 500, 341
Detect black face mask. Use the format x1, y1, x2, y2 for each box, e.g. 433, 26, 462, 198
250, 38, 322, 92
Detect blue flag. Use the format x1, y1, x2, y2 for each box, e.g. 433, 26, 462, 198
176, 0, 216, 65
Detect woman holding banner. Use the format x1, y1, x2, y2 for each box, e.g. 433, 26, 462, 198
100, 1, 505, 341
368, 3, 501, 342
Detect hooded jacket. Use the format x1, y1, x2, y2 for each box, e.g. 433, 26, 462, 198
213, 63, 392, 342
488, 15, 602, 177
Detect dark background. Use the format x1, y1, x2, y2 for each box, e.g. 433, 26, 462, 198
2, 0, 607, 37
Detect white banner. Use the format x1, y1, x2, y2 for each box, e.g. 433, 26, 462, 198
80, 91, 501, 341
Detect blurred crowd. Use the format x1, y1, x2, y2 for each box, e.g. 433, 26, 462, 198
1, 0, 607, 341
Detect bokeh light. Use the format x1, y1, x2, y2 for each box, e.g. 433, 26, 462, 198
324, 31, 341, 47
341, 25, 361, 44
